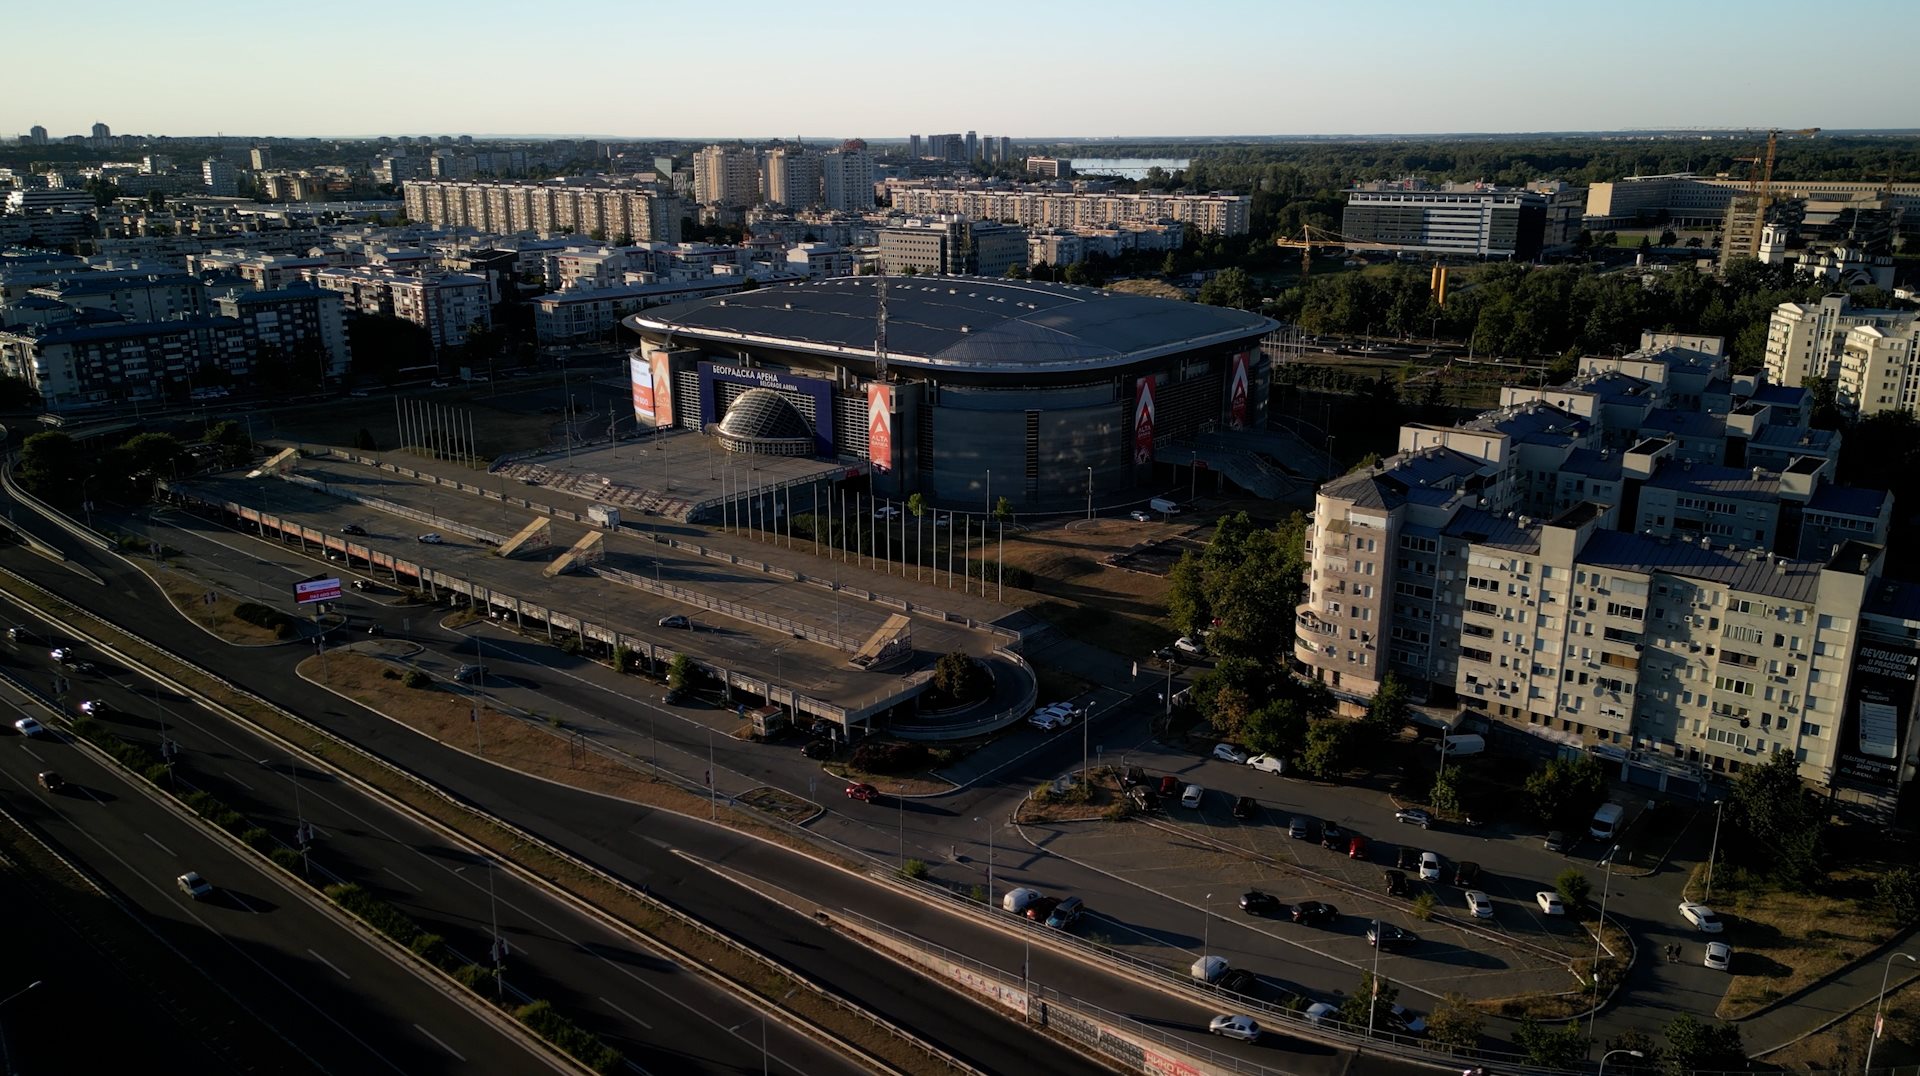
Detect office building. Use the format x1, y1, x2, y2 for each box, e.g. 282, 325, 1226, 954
1025, 156, 1072, 179
965, 131, 978, 163
761, 146, 822, 209
27, 126, 47, 145
821, 147, 874, 212
201, 159, 238, 197
888, 183, 1250, 236
878, 217, 1028, 277
909, 134, 921, 159
693, 144, 760, 208
1585, 174, 1920, 234
1340, 181, 1583, 259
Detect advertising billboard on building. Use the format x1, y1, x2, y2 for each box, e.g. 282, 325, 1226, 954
1839, 641, 1920, 789
1133, 376, 1156, 465
630, 353, 655, 423
867, 383, 893, 472
1227, 350, 1252, 430
650, 348, 674, 427
294, 577, 341, 605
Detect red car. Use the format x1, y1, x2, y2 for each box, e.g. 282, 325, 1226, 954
1348, 836, 1369, 860
1158, 775, 1180, 797
844, 781, 879, 803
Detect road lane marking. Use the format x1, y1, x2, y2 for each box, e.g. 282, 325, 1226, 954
412, 1024, 466, 1062
598, 996, 652, 1029
307, 947, 352, 980
231, 891, 263, 915
143, 832, 176, 857
226, 773, 255, 791
20, 745, 43, 762
384, 866, 422, 891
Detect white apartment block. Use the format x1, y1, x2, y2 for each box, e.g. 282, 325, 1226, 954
1838, 323, 1920, 417
693, 145, 760, 208
821, 149, 875, 212
402, 179, 682, 243
887, 184, 1250, 236
785, 243, 854, 277
761, 147, 822, 209
1764, 294, 1915, 389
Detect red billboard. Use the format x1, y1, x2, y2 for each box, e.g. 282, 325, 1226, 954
867, 383, 893, 472
1133, 376, 1156, 464
294, 578, 341, 604
1227, 349, 1251, 430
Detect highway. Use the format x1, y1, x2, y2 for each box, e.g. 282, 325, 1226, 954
0, 675, 560, 1075
0, 595, 868, 1076
0, 499, 1112, 1076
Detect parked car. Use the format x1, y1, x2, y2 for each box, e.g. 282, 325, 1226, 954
1704, 941, 1733, 971
844, 781, 879, 803
1190, 955, 1230, 983
1544, 829, 1572, 853
1384, 870, 1410, 897
1208, 1014, 1261, 1043
1231, 796, 1257, 821
1452, 861, 1481, 887
1246, 753, 1285, 775
1319, 823, 1345, 849
1216, 969, 1260, 997
873, 505, 902, 520
1212, 743, 1249, 764
1679, 902, 1724, 932
1127, 786, 1158, 811
1174, 636, 1204, 656
36, 771, 64, 792
176, 871, 212, 900
1418, 851, 1442, 882
454, 664, 481, 683
1045, 896, 1085, 929
1395, 846, 1420, 871
1024, 896, 1061, 923
340, 524, 368, 536
1348, 835, 1369, 860
1303, 1002, 1338, 1026
658, 614, 691, 629
1290, 901, 1337, 925
1121, 766, 1149, 788
1288, 815, 1314, 840
1240, 890, 1280, 916
1464, 890, 1495, 919
415, 533, 444, 544
1536, 891, 1566, 916
1002, 888, 1042, 915
1180, 784, 1204, 809
801, 738, 834, 760
1158, 775, 1180, 798
1387, 1004, 1427, 1035
1129, 510, 1153, 523
1394, 807, 1433, 829
1368, 921, 1416, 949
13, 717, 45, 738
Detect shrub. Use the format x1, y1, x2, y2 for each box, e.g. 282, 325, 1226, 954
240, 826, 273, 852
1556, 867, 1594, 909
269, 847, 304, 871
143, 763, 172, 783
324, 883, 425, 949
968, 885, 988, 904
900, 859, 929, 880
1103, 800, 1134, 822
929, 651, 991, 705
381, 668, 400, 680
514, 1000, 624, 1074
232, 601, 299, 639
1876, 867, 1920, 925
1411, 892, 1436, 921
408, 932, 448, 967
453, 963, 499, 993
403, 669, 431, 689
667, 654, 694, 691
851, 741, 931, 775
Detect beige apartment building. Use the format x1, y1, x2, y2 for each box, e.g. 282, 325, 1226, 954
693, 144, 761, 208
1838, 322, 1920, 416
1764, 294, 1917, 403
403, 179, 682, 243
887, 184, 1251, 236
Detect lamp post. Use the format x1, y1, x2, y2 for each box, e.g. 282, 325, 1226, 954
1367, 920, 1383, 1038
0, 979, 42, 1076
973, 815, 996, 906
1587, 844, 1619, 1048
1085, 466, 1092, 520
1703, 798, 1725, 904
1598, 1048, 1644, 1076
1867, 952, 1917, 1076
1201, 893, 1212, 954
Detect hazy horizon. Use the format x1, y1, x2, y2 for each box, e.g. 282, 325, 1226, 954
8, 0, 1917, 140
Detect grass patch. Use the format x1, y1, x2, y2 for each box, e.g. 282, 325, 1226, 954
1016, 768, 1125, 824
151, 569, 291, 645
1684, 862, 1894, 1019
0, 576, 963, 1076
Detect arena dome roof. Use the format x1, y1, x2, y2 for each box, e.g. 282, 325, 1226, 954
627, 276, 1276, 376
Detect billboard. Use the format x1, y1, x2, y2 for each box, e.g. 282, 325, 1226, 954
1227, 349, 1252, 430
698, 361, 836, 456
294, 577, 341, 605
867, 383, 893, 472
1838, 642, 1920, 789
630, 353, 656, 423
650, 348, 674, 427
1132, 376, 1156, 465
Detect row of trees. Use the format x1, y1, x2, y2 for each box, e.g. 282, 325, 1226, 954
15, 421, 252, 508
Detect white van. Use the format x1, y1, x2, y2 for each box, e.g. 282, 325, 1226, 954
1437, 734, 1486, 757
1149, 497, 1183, 515
1001, 887, 1042, 915
1590, 802, 1625, 840
1190, 955, 1229, 983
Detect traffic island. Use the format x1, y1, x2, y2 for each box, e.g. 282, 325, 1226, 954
149, 567, 314, 646
1014, 768, 1128, 824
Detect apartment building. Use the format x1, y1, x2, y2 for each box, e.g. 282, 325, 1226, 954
1295, 340, 1903, 800
785, 243, 854, 277
312, 267, 491, 350
1028, 220, 1185, 266
693, 144, 760, 208
402, 178, 682, 243
201, 158, 238, 197
1764, 294, 1915, 389
1837, 322, 1920, 417
821, 148, 875, 212
877, 217, 1028, 277
1025, 157, 1073, 179
209, 285, 351, 377
0, 315, 249, 409
531, 276, 754, 346
762, 146, 822, 209
888, 183, 1251, 236
28, 272, 203, 322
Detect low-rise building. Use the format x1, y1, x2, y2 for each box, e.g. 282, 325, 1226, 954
878, 216, 1027, 276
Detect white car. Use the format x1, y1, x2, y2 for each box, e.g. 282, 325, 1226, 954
1180, 784, 1205, 809
1303, 1002, 1338, 1026
1212, 743, 1249, 764
873, 506, 902, 520
1129, 510, 1152, 523
1418, 851, 1442, 882
78, 699, 108, 716
1679, 902, 1724, 933
1027, 703, 1072, 730
1247, 753, 1285, 775
1704, 941, 1732, 971
1465, 891, 1494, 919
1535, 891, 1566, 916
13, 717, 45, 738
416, 533, 444, 544
1208, 1014, 1261, 1043
1174, 636, 1204, 656
176, 871, 212, 900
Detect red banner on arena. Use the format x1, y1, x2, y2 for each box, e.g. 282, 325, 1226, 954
868, 383, 893, 471
1133, 377, 1156, 465
1228, 349, 1251, 430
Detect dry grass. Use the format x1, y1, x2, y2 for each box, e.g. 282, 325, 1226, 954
151, 568, 289, 646
1104, 279, 1190, 301
264, 392, 565, 461
1764, 972, 1920, 1070
824, 762, 953, 798
1683, 863, 1892, 1019
0, 576, 962, 1076
1015, 768, 1126, 824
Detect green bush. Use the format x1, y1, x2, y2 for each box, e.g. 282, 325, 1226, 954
403, 669, 431, 689
232, 601, 299, 639
324, 883, 426, 949
1412, 892, 1436, 921
900, 859, 929, 880
142, 762, 172, 783
240, 826, 273, 851
613, 646, 639, 675
269, 847, 304, 871
969, 885, 988, 904
452, 962, 499, 993
514, 1000, 624, 1074
381, 668, 400, 680
408, 932, 448, 966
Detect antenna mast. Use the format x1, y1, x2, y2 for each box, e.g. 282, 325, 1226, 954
874, 270, 889, 383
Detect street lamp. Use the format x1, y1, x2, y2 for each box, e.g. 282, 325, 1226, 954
1598, 1048, 1644, 1076
1867, 952, 1917, 1076
0, 982, 41, 1009
1201, 893, 1213, 954
727, 1014, 768, 1076
1703, 798, 1725, 904
973, 815, 996, 906
1585, 845, 1620, 1047
1367, 920, 1384, 1038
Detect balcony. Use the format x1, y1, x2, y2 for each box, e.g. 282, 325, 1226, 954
1295, 606, 1336, 638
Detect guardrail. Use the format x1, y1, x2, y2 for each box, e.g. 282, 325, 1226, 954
587, 561, 862, 653
888, 648, 1038, 742
281, 470, 510, 545
1, 458, 111, 552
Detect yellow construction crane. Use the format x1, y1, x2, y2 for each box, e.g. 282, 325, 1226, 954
1734, 127, 1822, 257
1273, 223, 1404, 278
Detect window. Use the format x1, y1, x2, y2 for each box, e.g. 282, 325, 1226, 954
1606, 602, 1644, 621
1714, 675, 1755, 696
1461, 646, 1493, 664
1466, 599, 1500, 617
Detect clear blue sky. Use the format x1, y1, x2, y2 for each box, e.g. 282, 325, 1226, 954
8, 0, 1917, 139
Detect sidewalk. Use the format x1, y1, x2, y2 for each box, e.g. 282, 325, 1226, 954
1744, 927, 1920, 1053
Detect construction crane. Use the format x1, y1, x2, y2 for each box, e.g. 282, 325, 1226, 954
1272, 223, 1405, 278
1733, 127, 1822, 257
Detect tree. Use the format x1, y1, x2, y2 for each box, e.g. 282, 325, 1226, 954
992, 495, 1013, 522
1240, 696, 1313, 758
931, 650, 989, 704
1297, 720, 1351, 779
1514, 1014, 1586, 1068
15, 430, 84, 502
1725, 748, 1823, 884
1429, 766, 1465, 818
1198, 267, 1260, 310
1803, 374, 1845, 430
1336, 971, 1398, 1029
666, 655, 695, 691
204, 420, 254, 466
1661, 1013, 1745, 1076
1555, 867, 1593, 910
1426, 992, 1482, 1052
1524, 755, 1608, 829
0, 374, 41, 410
1606, 1029, 1661, 1073
1166, 552, 1211, 637
1658, 229, 1678, 248
1362, 672, 1409, 738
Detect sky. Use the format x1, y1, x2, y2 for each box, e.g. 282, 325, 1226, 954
8, 0, 1919, 140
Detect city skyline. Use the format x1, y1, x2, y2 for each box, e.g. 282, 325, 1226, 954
8, 0, 1917, 140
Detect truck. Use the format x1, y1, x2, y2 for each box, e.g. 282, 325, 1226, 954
587, 504, 622, 529
1149, 497, 1182, 515
746, 704, 790, 741
1589, 802, 1625, 840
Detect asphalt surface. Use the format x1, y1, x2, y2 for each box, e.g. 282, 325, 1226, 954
0, 595, 864, 1076
0, 496, 1110, 1076
0, 677, 555, 1076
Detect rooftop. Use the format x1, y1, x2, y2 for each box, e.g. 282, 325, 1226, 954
1561, 447, 1623, 481
1644, 460, 1780, 500
628, 275, 1277, 375
1577, 530, 1822, 603
1320, 447, 1489, 512
1444, 508, 1541, 555
1807, 483, 1891, 519
1639, 410, 1726, 440
1750, 424, 1837, 451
